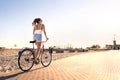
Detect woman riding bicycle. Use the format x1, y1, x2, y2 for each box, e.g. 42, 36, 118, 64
32, 18, 48, 64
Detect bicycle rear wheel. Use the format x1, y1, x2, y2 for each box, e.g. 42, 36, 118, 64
18, 49, 34, 71
41, 51, 52, 67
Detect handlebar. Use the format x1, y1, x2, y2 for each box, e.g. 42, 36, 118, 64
42, 39, 48, 43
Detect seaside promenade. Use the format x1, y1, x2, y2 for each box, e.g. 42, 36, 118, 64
1, 50, 120, 80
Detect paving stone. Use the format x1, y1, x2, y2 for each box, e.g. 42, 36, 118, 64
1, 50, 120, 80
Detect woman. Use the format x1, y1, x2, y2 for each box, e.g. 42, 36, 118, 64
32, 18, 48, 64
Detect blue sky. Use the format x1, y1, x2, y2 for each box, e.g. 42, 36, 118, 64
0, 0, 120, 48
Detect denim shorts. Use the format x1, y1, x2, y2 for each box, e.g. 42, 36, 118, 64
33, 34, 42, 42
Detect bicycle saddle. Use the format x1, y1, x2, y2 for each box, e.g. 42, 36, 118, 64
30, 40, 36, 43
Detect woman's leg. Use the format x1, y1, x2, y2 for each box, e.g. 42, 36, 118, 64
34, 42, 41, 62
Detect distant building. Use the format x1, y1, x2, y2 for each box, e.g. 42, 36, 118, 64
106, 40, 120, 50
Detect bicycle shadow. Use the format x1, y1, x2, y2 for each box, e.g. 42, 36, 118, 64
0, 66, 45, 80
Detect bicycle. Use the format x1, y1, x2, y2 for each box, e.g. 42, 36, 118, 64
18, 40, 52, 72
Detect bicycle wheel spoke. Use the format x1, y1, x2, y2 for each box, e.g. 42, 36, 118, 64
18, 49, 34, 71
41, 52, 52, 67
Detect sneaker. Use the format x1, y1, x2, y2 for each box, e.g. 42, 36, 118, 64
34, 60, 39, 64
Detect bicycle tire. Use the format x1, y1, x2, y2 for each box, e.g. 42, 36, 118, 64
41, 51, 52, 67
18, 48, 34, 71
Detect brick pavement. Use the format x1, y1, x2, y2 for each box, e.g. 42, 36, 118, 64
1, 50, 120, 80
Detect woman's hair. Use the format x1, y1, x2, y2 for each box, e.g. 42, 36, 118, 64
32, 18, 42, 26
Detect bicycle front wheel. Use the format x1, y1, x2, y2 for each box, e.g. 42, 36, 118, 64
18, 49, 34, 71
41, 51, 52, 67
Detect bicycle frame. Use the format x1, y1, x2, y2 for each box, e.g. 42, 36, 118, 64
30, 40, 48, 57
18, 40, 48, 56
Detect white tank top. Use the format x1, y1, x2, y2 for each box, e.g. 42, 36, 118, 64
34, 30, 42, 34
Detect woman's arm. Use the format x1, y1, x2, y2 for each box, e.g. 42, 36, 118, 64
42, 24, 48, 40
33, 26, 35, 35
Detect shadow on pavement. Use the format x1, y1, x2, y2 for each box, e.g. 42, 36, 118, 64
0, 66, 44, 80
